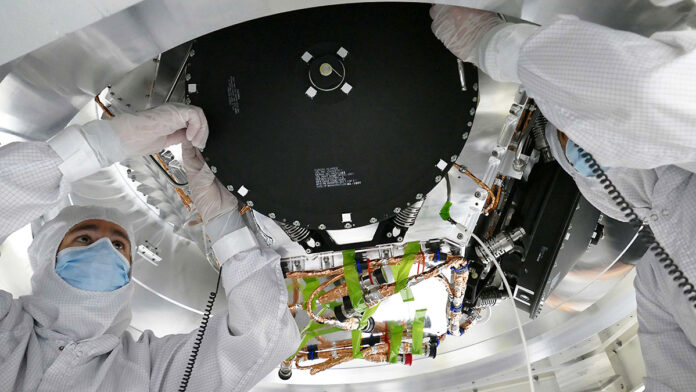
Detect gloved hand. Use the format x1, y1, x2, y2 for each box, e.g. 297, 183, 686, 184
430, 5, 504, 65
83, 103, 209, 166
181, 141, 239, 222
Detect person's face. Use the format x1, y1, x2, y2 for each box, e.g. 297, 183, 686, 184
57, 219, 132, 263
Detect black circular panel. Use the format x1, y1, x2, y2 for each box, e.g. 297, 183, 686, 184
187, 2, 479, 230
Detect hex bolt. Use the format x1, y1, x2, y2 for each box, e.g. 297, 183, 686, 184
435, 175, 442, 182
226, 185, 234, 192
185, 73, 191, 81
210, 166, 217, 173
293, 221, 300, 227
474, 191, 481, 198
185, 97, 191, 104
387, 232, 393, 238
397, 236, 403, 242
369, 217, 377, 223
318, 224, 326, 230
269, 213, 276, 219
189, 49, 195, 57
416, 193, 423, 200
306, 249, 312, 254
315, 242, 321, 247
393, 207, 401, 214
457, 233, 464, 240
469, 108, 476, 116
473, 83, 478, 91
450, 155, 458, 162
246, 200, 254, 207
344, 223, 352, 229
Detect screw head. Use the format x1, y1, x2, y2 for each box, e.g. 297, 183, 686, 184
210, 166, 217, 173
226, 185, 234, 192
293, 220, 300, 227
315, 242, 321, 247
416, 193, 423, 200
387, 232, 393, 238
185, 73, 191, 81
306, 249, 312, 254
393, 207, 401, 214
469, 108, 476, 116
450, 155, 458, 162
318, 224, 326, 230
435, 175, 443, 182
246, 200, 254, 207
344, 223, 352, 229
189, 49, 195, 57
474, 191, 482, 198
397, 236, 403, 242
185, 97, 191, 104
473, 83, 478, 91
269, 213, 276, 219
457, 233, 464, 240
369, 217, 377, 223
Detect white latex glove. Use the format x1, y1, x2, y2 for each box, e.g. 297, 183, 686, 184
83, 103, 209, 166
430, 5, 504, 65
182, 141, 239, 222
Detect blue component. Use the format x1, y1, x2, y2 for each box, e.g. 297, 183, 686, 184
435, 250, 441, 261
55, 237, 130, 292
566, 139, 608, 177
450, 303, 463, 312
308, 344, 318, 360
356, 261, 363, 274
450, 265, 468, 273
459, 327, 465, 336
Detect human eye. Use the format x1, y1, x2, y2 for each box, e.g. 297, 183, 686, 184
112, 241, 125, 250
75, 235, 91, 244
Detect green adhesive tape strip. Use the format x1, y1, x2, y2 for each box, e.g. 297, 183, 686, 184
343, 250, 366, 312
392, 242, 421, 294
351, 330, 364, 359
400, 287, 415, 302
439, 201, 452, 221
286, 302, 341, 361
411, 309, 427, 355
302, 278, 321, 309
388, 321, 405, 364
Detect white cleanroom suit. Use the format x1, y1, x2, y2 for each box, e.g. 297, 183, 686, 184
432, 5, 696, 391
0, 104, 299, 391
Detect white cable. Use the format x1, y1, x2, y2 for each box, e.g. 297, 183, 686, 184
553, 225, 643, 311
460, 224, 535, 392
132, 277, 206, 315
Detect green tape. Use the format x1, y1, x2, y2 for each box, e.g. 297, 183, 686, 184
360, 304, 380, 328
351, 330, 364, 359
286, 302, 341, 361
411, 309, 427, 355
388, 321, 404, 364
392, 242, 421, 294
343, 250, 366, 312
439, 201, 452, 221
302, 278, 321, 309
400, 287, 415, 302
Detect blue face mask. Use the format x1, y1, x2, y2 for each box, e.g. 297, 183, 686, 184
55, 237, 131, 292
565, 139, 608, 177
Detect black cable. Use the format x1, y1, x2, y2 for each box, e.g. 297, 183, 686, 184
178, 266, 223, 391
149, 154, 189, 187
579, 148, 696, 306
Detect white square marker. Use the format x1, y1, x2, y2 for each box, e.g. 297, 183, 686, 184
436, 159, 448, 171
187, 84, 197, 93
337, 47, 348, 58
301, 51, 313, 63
238, 185, 249, 197
340, 83, 352, 94
305, 86, 317, 99
342, 213, 352, 223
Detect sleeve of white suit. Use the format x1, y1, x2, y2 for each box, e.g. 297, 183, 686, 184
0, 141, 66, 239
144, 212, 300, 392
478, 17, 696, 170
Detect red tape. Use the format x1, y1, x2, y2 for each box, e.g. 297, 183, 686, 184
404, 353, 413, 366
367, 258, 374, 285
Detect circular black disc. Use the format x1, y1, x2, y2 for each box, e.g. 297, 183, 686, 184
188, 2, 478, 230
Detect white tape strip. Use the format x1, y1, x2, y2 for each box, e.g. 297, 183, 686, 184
212, 227, 258, 264
47, 125, 102, 183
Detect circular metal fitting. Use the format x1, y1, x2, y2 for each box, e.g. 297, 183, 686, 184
393, 207, 401, 214
226, 185, 234, 192
210, 166, 217, 173
435, 175, 442, 182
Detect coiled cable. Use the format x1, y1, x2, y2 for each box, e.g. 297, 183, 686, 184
579, 149, 696, 306
179, 267, 223, 391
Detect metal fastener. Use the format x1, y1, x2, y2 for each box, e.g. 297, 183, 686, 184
293, 221, 300, 226
189, 49, 195, 57
474, 191, 481, 198
344, 223, 352, 229
469, 108, 476, 116
369, 217, 377, 223
473, 83, 478, 91
226, 185, 234, 192
269, 213, 276, 219
397, 236, 403, 242
435, 175, 442, 182
450, 155, 458, 162
386, 232, 393, 238
247, 200, 254, 207
185, 97, 191, 104
315, 242, 321, 247
415, 193, 423, 200
318, 224, 326, 230
210, 166, 217, 173
393, 207, 401, 214
185, 73, 191, 81
306, 249, 312, 254
457, 233, 464, 240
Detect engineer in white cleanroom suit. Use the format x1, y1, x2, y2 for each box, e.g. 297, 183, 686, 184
430, 4, 696, 391
0, 103, 299, 391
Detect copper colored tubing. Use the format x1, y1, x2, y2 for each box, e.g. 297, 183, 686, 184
452, 164, 496, 214
240, 205, 251, 215
95, 95, 114, 118
305, 274, 345, 325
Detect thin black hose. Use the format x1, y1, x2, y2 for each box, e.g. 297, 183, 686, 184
178, 267, 223, 391
579, 149, 696, 306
